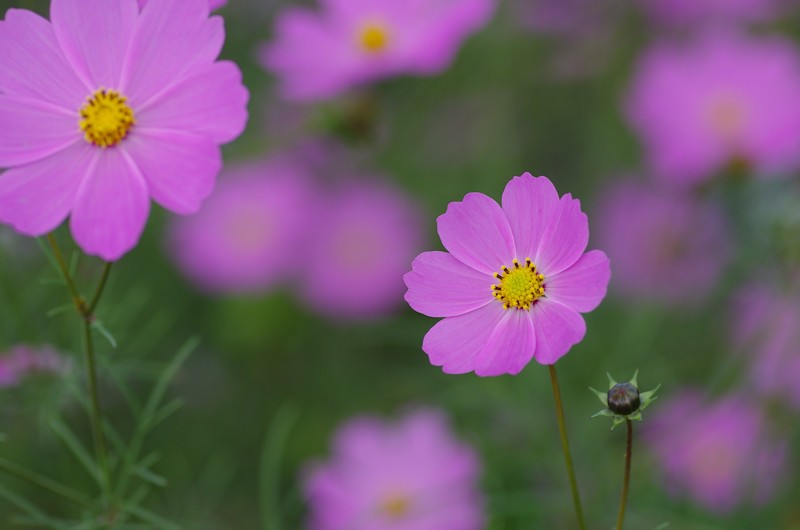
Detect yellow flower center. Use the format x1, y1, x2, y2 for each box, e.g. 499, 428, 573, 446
492, 258, 545, 310
378, 493, 411, 519
706, 94, 746, 138
78, 89, 135, 148
359, 23, 390, 53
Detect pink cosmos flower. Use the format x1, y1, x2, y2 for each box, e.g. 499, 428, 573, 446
732, 284, 800, 409
643, 0, 782, 27
168, 160, 315, 295
404, 173, 610, 376
137, 0, 227, 11
299, 179, 422, 319
595, 180, 731, 306
303, 409, 484, 530
625, 31, 800, 187
645, 391, 787, 514
0, 345, 71, 388
260, 0, 495, 102
0, 0, 249, 261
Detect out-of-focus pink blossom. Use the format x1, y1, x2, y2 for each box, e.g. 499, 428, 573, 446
625, 31, 800, 186
303, 409, 484, 530
732, 283, 800, 409
260, 0, 495, 102
645, 390, 788, 514
0, 345, 71, 388
300, 179, 423, 319
643, 0, 782, 27
168, 160, 316, 295
594, 180, 731, 306
137, 0, 226, 10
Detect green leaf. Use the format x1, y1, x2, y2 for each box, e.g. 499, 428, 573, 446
260, 403, 300, 530
49, 417, 102, 486
91, 320, 118, 349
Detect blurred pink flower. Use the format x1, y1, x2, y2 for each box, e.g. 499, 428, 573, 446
137, 0, 227, 11
260, 0, 495, 102
303, 409, 484, 530
299, 179, 422, 319
0, 345, 71, 388
0, 0, 248, 261
625, 31, 800, 187
643, 0, 782, 27
732, 284, 800, 409
404, 174, 610, 376
595, 180, 731, 306
168, 160, 315, 295
646, 391, 788, 514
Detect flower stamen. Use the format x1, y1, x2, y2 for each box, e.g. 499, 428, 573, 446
358, 22, 390, 53
492, 258, 545, 310
78, 89, 135, 148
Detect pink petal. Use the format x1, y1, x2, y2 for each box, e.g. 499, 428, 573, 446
545, 250, 611, 313
422, 302, 505, 374
123, 129, 220, 215
531, 299, 586, 365
0, 95, 78, 166
437, 192, 515, 275
474, 309, 535, 376
50, 0, 139, 88
136, 61, 248, 144
501, 173, 560, 261
69, 149, 150, 261
404, 251, 493, 318
535, 194, 589, 276
0, 9, 88, 108
123, 0, 224, 104
0, 142, 93, 235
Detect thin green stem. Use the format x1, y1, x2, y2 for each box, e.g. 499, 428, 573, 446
87, 262, 113, 316
0, 457, 92, 508
46, 234, 114, 509
615, 419, 633, 530
548, 364, 587, 530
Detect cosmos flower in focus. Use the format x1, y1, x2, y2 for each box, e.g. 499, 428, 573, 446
260, 0, 495, 102
0, 0, 249, 261
625, 31, 800, 187
137, 0, 227, 11
404, 173, 610, 376
645, 391, 788, 514
299, 179, 422, 320
0, 345, 71, 388
595, 180, 731, 306
303, 409, 484, 530
168, 160, 315, 294
732, 284, 800, 409
643, 0, 782, 28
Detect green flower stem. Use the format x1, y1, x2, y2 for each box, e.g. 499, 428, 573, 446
0, 457, 92, 508
46, 235, 113, 507
548, 364, 587, 530
615, 419, 633, 530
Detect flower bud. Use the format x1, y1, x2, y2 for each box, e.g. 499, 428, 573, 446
607, 382, 640, 416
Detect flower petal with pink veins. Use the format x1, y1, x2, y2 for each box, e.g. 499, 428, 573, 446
124, 129, 221, 215
0, 95, 78, 167
136, 62, 248, 144
531, 299, 586, 365
69, 150, 150, 261
0, 9, 88, 108
0, 142, 93, 235
545, 250, 611, 312
404, 251, 493, 318
422, 302, 505, 374
501, 173, 560, 261
50, 0, 138, 88
437, 192, 515, 275
535, 194, 588, 276
123, 0, 224, 104
474, 309, 535, 376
